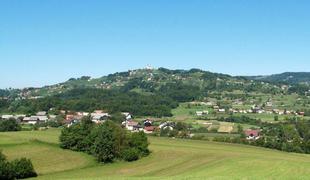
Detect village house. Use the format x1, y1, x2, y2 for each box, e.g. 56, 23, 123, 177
76, 112, 89, 116
122, 120, 142, 131
66, 119, 80, 127
1, 115, 14, 120
196, 110, 209, 116
143, 119, 153, 127
125, 121, 138, 131
159, 121, 175, 130
229, 108, 238, 113
121, 112, 132, 120
65, 114, 84, 125
266, 101, 273, 107
144, 126, 156, 134
22, 111, 49, 124
252, 105, 264, 114
60, 110, 66, 114
65, 114, 75, 121
218, 109, 226, 113
244, 129, 261, 140
273, 109, 280, 114
1, 114, 26, 120
23, 115, 48, 124
23, 117, 39, 124
299, 112, 305, 116
196, 111, 203, 116
91, 111, 110, 124
205, 101, 215, 106
239, 110, 248, 114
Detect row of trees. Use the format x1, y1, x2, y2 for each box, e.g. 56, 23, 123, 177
59, 117, 150, 163
0, 151, 37, 179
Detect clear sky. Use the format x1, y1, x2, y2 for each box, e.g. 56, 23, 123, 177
1, 0, 310, 88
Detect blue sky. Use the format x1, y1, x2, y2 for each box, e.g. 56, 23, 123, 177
0, 0, 310, 88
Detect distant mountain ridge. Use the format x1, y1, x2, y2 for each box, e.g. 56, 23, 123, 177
246, 72, 310, 84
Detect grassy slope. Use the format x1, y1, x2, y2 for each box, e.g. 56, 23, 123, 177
0, 129, 95, 175
0, 129, 310, 179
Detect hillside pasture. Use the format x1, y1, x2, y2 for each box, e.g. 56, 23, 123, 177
1, 129, 310, 179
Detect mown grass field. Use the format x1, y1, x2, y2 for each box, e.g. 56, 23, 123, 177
1, 129, 310, 179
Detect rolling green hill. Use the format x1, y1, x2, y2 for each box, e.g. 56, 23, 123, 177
3, 69, 310, 101
2, 68, 310, 117
16, 68, 284, 99
1, 129, 310, 179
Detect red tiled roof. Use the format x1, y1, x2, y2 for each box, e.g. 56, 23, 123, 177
245, 129, 260, 137
144, 126, 156, 131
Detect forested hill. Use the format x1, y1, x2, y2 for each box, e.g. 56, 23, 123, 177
15, 68, 285, 99
1, 68, 310, 116
246, 72, 310, 85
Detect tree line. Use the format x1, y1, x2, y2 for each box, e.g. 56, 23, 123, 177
59, 117, 150, 163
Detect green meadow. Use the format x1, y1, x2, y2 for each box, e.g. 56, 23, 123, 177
1, 129, 310, 179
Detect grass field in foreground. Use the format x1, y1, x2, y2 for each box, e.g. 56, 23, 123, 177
1, 129, 310, 179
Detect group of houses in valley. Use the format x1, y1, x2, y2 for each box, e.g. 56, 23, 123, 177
195, 100, 305, 117
0, 110, 160, 134
23, 111, 50, 124
1, 111, 51, 125
122, 118, 157, 134
228, 104, 305, 116
65, 110, 113, 127
1, 110, 112, 127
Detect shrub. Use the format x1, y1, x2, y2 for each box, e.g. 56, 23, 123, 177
11, 158, 37, 179
129, 132, 150, 156
122, 148, 140, 162
0, 152, 13, 180
0, 151, 37, 180
0, 119, 21, 132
